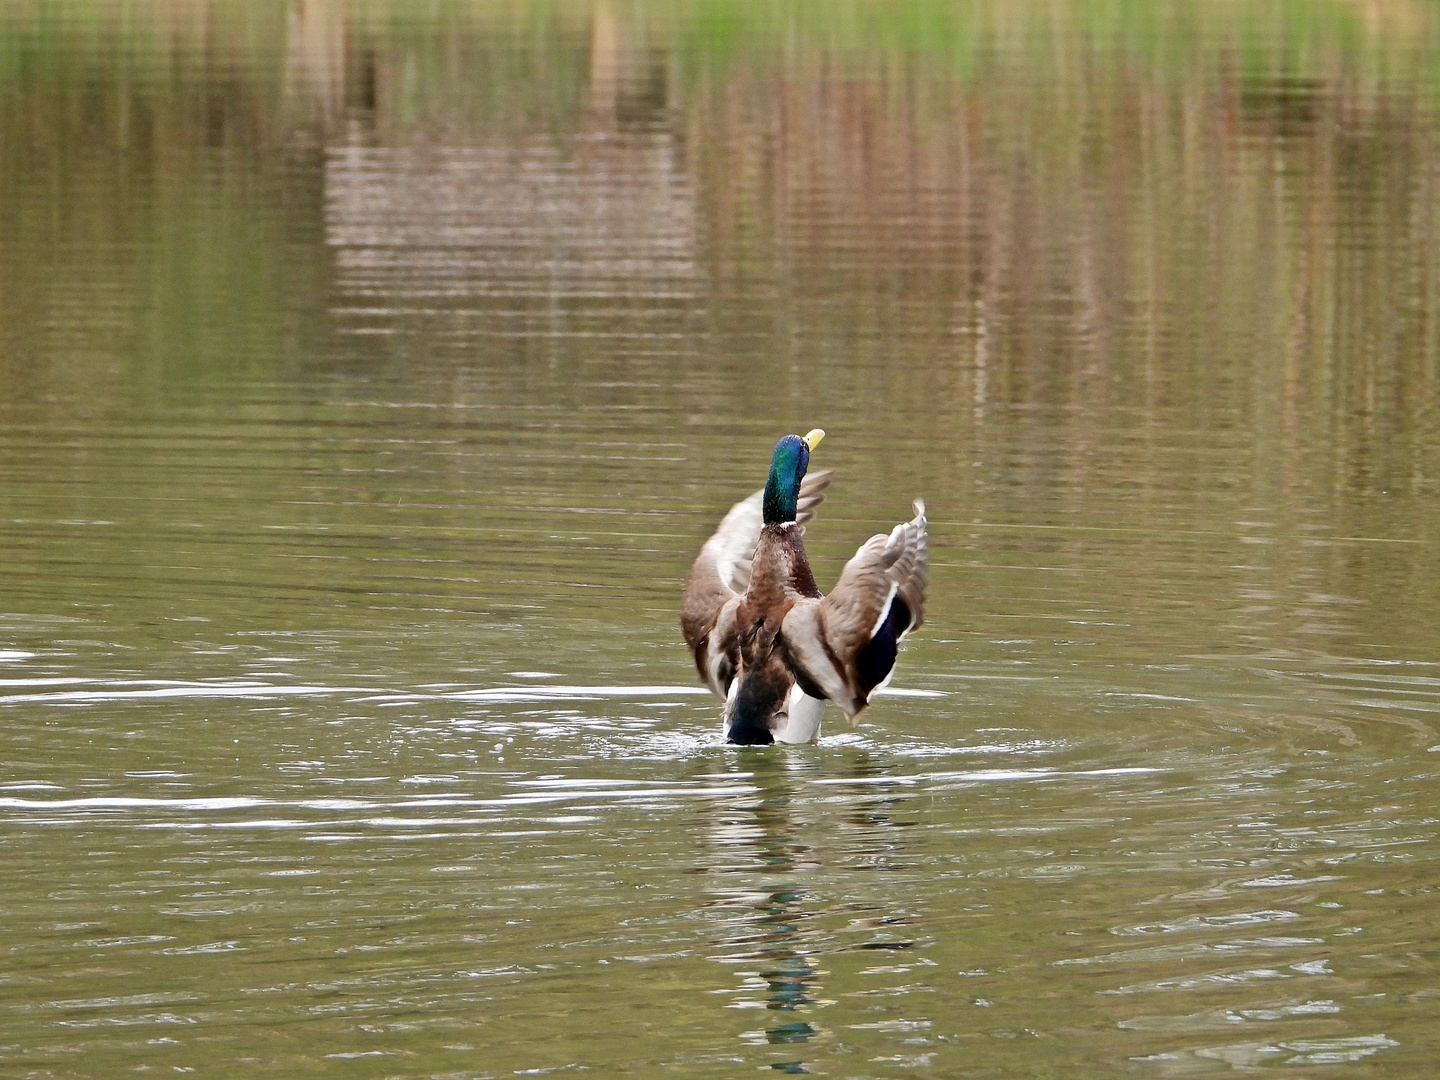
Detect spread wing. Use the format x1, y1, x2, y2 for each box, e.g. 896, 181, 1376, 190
680, 470, 833, 698
782, 500, 927, 717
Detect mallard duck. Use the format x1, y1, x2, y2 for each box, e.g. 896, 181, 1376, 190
681, 430, 928, 745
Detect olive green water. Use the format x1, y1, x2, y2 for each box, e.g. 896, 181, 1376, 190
3, 2, 1440, 1076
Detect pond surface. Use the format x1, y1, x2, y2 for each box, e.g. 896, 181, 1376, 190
2, 2, 1440, 1076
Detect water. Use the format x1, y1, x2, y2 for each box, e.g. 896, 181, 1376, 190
2, 2, 1440, 1075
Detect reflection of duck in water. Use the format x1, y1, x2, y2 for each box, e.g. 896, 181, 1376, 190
702, 751, 922, 1071
705, 754, 826, 1056
681, 430, 928, 745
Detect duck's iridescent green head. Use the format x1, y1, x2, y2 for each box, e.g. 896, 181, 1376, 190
763, 429, 825, 524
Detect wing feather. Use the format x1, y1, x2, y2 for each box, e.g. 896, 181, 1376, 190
781, 500, 927, 718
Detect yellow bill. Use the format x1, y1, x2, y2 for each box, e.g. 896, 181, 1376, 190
803, 428, 826, 450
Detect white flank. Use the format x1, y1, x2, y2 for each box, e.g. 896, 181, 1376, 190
773, 684, 826, 744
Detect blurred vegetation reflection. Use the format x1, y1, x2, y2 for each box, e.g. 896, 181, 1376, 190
4, 0, 1439, 646
4, 0, 1439, 460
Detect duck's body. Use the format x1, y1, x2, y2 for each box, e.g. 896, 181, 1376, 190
681, 431, 928, 745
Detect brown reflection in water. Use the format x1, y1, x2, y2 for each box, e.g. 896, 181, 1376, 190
285, 0, 348, 123
320, 6, 694, 376
588, 1, 670, 131
690, 40, 1440, 442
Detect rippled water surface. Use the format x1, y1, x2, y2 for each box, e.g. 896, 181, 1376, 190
3, 2, 1440, 1076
